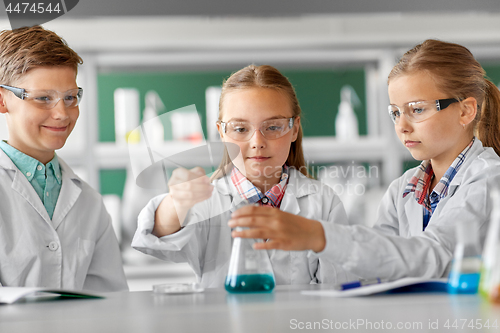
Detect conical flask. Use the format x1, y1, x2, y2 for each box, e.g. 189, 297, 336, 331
225, 227, 275, 293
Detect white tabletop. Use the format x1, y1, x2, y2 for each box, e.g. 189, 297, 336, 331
0, 284, 499, 333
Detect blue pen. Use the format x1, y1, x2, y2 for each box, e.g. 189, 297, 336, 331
339, 278, 383, 290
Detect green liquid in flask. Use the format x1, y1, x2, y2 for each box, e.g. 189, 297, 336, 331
225, 274, 275, 293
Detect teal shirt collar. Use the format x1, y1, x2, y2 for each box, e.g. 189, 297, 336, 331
0, 140, 62, 185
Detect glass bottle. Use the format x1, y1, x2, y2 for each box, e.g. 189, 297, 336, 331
225, 228, 275, 293
488, 247, 500, 303
447, 220, 482, 294
479, 188, 500, 298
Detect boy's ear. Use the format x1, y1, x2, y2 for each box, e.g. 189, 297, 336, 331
291, 117, 300, 142
0, 90, 8, 114
460, 97, 477, 127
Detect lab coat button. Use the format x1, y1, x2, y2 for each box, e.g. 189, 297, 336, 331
48, 241, 59, 251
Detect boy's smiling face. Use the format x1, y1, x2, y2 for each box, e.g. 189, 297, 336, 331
0, 66, 79, 164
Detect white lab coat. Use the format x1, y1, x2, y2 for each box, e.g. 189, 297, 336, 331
320, 139, 500, 280
132, 168, 356, 288
0, 149, 128, 292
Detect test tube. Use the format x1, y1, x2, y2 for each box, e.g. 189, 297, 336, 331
447, 220, 482, 294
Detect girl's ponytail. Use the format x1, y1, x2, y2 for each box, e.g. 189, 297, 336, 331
477, 80, 500, 156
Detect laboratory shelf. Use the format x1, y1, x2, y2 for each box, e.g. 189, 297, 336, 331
94, 141, 208, 169
58, 136, 411, 170
39, 16, 500, 192
302, 136, 411, 164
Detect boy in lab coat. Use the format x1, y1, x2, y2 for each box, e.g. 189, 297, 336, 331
0, 26, 128, 291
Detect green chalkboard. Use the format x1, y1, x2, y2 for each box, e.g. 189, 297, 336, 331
97, 67, 367, 196
97, 67, 366, 142
99, 169, 127, 198
483, 64, 500, 91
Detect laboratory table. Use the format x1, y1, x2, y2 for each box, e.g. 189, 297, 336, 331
0, 284, 499, 333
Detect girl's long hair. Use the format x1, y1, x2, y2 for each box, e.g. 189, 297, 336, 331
388, 39, 500, 156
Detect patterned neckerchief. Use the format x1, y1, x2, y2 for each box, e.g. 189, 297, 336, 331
403, 137, 475, 230
230, 165, 289, 208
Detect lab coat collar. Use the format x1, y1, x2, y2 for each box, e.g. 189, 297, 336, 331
1, 150, 83, 230
213, 172, 247, 213
213, 167, 317, 216
447, 138, 484, 195
0, 147, 17, 171
52, 157, 82, 230
403, 138, 484, 200
401, 138, 485, 234
1, 149, 53, 225
282, 168, 321, 215
286, 168, 320, 198
213, 168, 317, 196
404, 192, 424, 235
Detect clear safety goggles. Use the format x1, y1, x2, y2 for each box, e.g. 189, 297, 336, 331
219, 117, 295, 141
388, 98, 459, 124
0, 84, 83, 109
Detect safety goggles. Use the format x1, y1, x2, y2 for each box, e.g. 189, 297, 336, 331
219, 117, 295, 141
0, 84, 83, 110
388, 98, 459, 124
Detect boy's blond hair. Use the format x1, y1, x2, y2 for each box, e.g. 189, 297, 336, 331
0, 25, 83, 85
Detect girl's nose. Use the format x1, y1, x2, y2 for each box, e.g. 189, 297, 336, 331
250, 128, 266, 149
396, 114, 413, 133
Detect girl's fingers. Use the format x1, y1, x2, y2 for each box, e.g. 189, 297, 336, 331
231, 227, 271, 240
228, 216, 272, 229
170, 167, 210, 185
170, 184, 213, 206
170, 167, 190, 181
253, 240, 277, 250
170, 175, 210, 187
231, 205, 275, 218
173, 189, 213, 203
190, 166, 206, 177
171, 182, 213, 193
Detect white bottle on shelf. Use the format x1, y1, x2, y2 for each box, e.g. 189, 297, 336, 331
205, 86, 222, 142
141, 90, 165, 146
335, 85, 360, 141
114, 88, 140, 145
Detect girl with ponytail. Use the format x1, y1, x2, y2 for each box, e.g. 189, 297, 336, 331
231, 40, 500, 282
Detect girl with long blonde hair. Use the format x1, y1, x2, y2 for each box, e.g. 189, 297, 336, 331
133, 65, 354, 288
